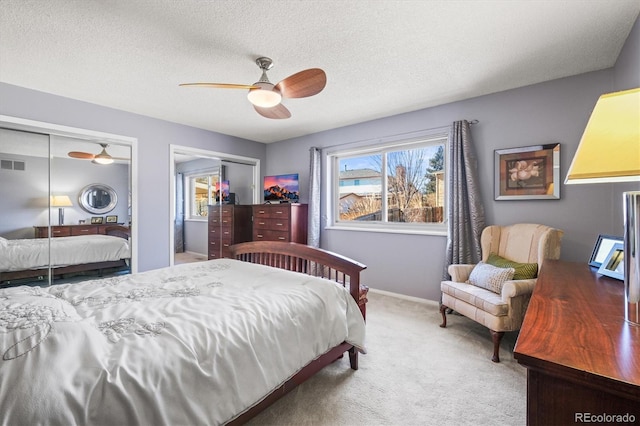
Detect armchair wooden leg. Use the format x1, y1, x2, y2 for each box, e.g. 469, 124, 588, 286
490, 330, 505, 363
439, 304, 448, 328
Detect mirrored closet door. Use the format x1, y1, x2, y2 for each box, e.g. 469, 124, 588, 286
0, 127, 133, 288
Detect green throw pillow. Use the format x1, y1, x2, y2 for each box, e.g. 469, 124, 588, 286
486, 253, 538, 280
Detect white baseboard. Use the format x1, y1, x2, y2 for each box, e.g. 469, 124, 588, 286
368, 288, 439, 306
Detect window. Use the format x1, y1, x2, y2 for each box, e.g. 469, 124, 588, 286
187, 172, 221, 218
327, 133, 447, 234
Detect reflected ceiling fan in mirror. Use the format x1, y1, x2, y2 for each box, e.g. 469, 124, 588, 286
180, 57, 326, 119
68, 143, 128, 165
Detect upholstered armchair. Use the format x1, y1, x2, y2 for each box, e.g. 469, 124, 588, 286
440, 223, 563, 362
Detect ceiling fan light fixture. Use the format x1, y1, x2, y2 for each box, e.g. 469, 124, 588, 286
92, 148, 114, 165
247, 83, 282, 108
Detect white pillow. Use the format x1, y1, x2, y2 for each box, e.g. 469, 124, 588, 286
467, 261, 515, 294
0, 237, 7, 248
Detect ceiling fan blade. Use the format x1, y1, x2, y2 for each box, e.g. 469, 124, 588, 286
68, 151, 95, 159
254, 104, 291, 119
179, 82, 259, 89
275, 68, 326, 99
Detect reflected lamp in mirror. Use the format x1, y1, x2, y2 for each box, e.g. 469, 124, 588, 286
565, 87, 640, 326
51, 195, 73, 225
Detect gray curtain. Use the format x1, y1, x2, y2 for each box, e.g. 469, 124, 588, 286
307, 147, 321, 247
443, 120, 485, 279
175, 172, 185, 253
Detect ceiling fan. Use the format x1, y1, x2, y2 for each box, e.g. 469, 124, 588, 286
68, 143, 127, 165
179, 57, 326, 119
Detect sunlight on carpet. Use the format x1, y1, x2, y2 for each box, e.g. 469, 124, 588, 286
248, 291, 526, 426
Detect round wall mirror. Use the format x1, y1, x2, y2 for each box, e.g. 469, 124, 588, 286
79, 184, 118, 214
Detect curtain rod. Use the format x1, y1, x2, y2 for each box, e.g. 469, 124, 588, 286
315, 119, 479, 152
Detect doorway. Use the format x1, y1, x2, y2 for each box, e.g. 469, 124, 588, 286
169, 145, 260, 266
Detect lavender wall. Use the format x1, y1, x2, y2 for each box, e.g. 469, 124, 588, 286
266, 18, 640, 301
614, 16, 640, 90
0, 83, 266, 272
1, 16, 636, 300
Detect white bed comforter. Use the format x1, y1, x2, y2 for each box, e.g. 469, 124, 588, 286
0, 259, 366, 425
0, 235, 131, 272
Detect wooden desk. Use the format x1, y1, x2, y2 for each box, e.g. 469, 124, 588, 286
514, 260, 640, 425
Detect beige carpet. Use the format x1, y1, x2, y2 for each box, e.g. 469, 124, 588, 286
174, 251, 208, 264
248, 291, 526, 426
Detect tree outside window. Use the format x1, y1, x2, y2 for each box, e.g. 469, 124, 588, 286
331, 135, 446, 232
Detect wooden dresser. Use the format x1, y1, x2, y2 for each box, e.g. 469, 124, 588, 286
34, 224, 119, 238
208, 204, 252, 259
252, 203, 308, 244
514, 260, 640, 425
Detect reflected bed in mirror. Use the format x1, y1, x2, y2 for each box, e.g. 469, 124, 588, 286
0, 228, 131, 287
79, 183, 118, 214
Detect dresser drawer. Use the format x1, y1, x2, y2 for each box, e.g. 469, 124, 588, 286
209, 226, 233, 237
209, 240, 234, 259
71, 225, 98, 236
50, 227, 71, 237
253, 217, 289, 231
209, 215, 235, 226
253, 229, 290, 242
253, 206, 291, 219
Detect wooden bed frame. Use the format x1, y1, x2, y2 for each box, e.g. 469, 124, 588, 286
0, 260, 129, 286
228, 241, 367, 425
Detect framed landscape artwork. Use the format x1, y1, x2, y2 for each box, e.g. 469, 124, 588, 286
494, 143, 560, 200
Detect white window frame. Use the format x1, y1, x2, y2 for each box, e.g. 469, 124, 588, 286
325, 130, 448, 236
185, 169, 222, 220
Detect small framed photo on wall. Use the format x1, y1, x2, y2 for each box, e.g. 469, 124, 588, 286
106, 215, 118, 223
91, 216, 103, 224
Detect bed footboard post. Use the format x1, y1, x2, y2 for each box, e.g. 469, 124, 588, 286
348, 347, 358, 370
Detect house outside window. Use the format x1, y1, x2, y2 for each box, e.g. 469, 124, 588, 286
327, 132, 447, 235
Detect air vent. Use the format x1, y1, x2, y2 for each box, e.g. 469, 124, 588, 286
0, 159, 26, 171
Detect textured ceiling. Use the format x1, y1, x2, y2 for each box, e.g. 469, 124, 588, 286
1, 0, 638, 144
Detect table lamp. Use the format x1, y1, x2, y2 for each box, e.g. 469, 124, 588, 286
51, 195, 73, 225
565, 87, 640, 326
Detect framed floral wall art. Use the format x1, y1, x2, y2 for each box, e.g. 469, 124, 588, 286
494, 143, 560, 200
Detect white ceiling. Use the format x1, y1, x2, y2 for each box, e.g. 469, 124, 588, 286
1, 1, 638, 144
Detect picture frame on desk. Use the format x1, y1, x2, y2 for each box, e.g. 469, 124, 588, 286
106, 215, 118, 223
597, 242, 624, 281
90, 216, 103, 224
589, 234, 623, 268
